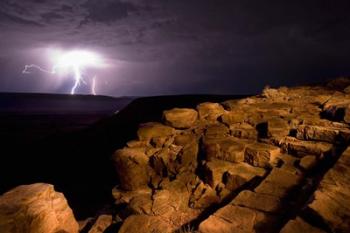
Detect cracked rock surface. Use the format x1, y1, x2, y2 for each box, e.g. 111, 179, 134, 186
109, 78, 350, 233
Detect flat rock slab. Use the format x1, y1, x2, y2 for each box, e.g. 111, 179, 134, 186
203, 160, 266, 190
198, 205, 276, 233
308, 147, 350, 233
296, 125, 350, 144
231, 190, 283, 214
255, 168, 303, 198
279, 136, 333, 157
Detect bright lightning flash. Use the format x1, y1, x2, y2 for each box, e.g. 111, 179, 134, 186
23, 50, 104, 95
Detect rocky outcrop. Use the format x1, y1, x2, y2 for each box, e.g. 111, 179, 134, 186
0, 183, 79, 233
163, 108, 198, 129
307, 146, 350, 233
110, 77, 350, 233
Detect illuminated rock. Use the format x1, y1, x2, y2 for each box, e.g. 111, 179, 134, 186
296, 124, 350, 143
244, 142, 281, 168
279, 136, 333, 157
197, 102, 225, 121
255, 168, 302, 198
118, 215, 172, 233
308, 147, 350, 233
280, 217, 326, 233
0, 183, 78, 233
112, 148, 150, 190
137, 122, 176, 141
88, 215, 113, 233
198, 205, 276, 233
204, 137, 248, 163
203, 160, 265, 190
189, 181, 220, 209
163, 108, 198, 129
231, 190, 282, 214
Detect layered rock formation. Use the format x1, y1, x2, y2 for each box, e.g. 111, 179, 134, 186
0, 183, 79, 233
110, 79, 350, 233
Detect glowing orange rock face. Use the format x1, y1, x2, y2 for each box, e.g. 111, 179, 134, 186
0, 183, 79, 233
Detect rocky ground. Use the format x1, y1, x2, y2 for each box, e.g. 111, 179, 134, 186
1, 78, 350, 233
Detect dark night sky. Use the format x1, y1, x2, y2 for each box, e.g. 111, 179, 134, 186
1, 0, 350, 96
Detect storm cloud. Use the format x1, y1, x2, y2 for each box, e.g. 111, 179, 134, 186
1, 0, 350, 96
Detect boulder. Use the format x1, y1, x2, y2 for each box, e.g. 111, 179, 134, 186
203, 160, 266, 190
118, 215, 172, 233
231, 190, 282, 214
280, 217, 327, 233
230, 123, 258, 140
204, 123, 230, 139
224, 163, 266, 191
204, 137, 247, 163
88, 215, 113, 233
163, 108, 198, 129
244, 142, 281, 168
221, 111, 246, 125
112, 148, 150, 190
189, 182, 220, 209
0, 183, 79, 233
197, 102, 225, 121
137, 122, 176, 141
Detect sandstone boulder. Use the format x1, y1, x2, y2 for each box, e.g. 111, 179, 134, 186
244, 142, 281, 168
189, 182, 220, 209
112, 148, 150, 190
280, 217, 326, 233
197, 102, 225, 121
0, 183, 79, 233
203, 160, 266, 190
118, 215, 172, 233
230, 123, 258, 140
137, 122, 176, 141
163, 108, 198, 129
88, 215, 113, 233
204, 137, 247, 163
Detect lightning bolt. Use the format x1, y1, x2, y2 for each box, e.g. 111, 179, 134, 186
22, 50, 103, 95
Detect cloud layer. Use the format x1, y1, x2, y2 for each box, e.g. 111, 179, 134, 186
1, 0, 350, 95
